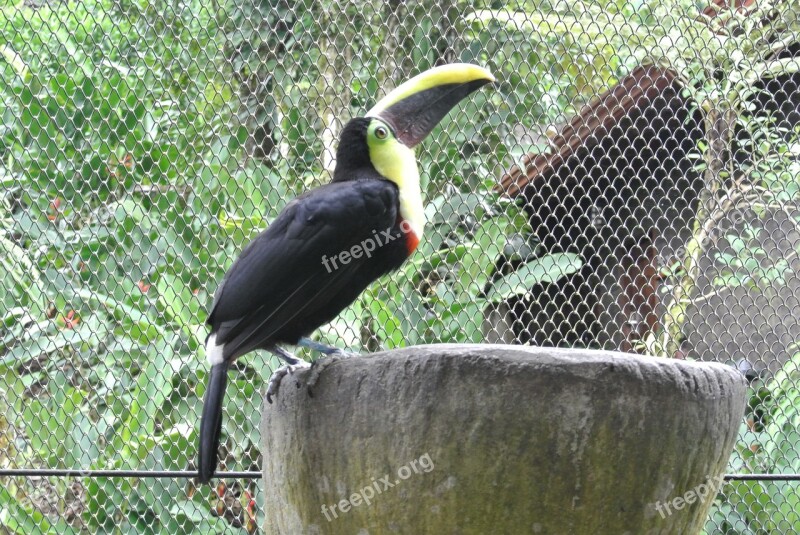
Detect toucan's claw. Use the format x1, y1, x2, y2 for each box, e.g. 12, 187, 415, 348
266, 360, 311, 404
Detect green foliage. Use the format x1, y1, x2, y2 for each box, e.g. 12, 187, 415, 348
764, 352, 800, 475
463, 0, 664, 170
714, 224, 794, 290
659, 0, 800, 111
706, 353, 800, 533
0, 0, 266, 531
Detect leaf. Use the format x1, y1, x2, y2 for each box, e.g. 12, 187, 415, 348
156, 272, 203, 331
485, 253, 583, 303
367, 295, 405, 349
440, 301, 485, 343
315, 298, 364, 349
169, 499, 209, 524
87, 477, 129, 531
0, 485, 56, 533
0, 44, 29, 81
459, 206, 531, 295
20, 382, 86, 467
749, 57, 800, 84
168, 498, 232, 532
0, 329, 84, 370
136, 340, 176, 436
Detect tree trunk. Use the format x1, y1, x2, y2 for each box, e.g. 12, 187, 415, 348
664, 105, 736, 358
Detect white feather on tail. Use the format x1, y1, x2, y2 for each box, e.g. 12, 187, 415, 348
205, 333, 225, 366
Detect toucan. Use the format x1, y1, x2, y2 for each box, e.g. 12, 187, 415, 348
198, 64, 494, 483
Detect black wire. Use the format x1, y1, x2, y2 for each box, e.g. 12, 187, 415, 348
0, 469, 799, 481
723, 474, 800, 481
0, 469, 261, 479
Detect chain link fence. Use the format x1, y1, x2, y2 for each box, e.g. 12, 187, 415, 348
1, 0, 799, 532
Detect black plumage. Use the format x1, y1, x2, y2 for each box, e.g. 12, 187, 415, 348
208, 178, 407, 357
198, 119, 410, 482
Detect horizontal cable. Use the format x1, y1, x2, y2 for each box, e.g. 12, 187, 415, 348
1, 469, 799, 481
0, 469, 261, 479
723, 473, 800, 481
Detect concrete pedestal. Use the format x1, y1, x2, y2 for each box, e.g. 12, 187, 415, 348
261, 345, 746, 534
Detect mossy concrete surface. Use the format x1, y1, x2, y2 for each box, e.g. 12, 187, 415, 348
261, 344, 746, 534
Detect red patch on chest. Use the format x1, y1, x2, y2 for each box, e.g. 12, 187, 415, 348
405, 231, 420, 255
395, 215, 420, 256
401, 222, 420, 255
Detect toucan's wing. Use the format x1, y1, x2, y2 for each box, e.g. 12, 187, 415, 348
207, 177, 401, 358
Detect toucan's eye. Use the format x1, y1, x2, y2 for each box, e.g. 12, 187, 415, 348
374, 126, 388, 139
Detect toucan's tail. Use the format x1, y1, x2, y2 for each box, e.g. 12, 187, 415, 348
198, 362, 228, 483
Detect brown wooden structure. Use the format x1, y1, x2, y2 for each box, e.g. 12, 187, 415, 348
497, 65, 705, 352
495, 14, 799, 355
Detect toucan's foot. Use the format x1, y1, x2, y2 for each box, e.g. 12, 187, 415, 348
266, 349, 311, 404
306, 350, 359, 395
269, 345, 303, 366
297, 337, 358, 357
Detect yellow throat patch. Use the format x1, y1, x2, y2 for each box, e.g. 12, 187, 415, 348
365, 119, 425, 242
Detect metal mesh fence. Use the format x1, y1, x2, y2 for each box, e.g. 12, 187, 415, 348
1, 0, 798, 532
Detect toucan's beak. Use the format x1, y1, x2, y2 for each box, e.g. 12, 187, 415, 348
366, 63, 495, 148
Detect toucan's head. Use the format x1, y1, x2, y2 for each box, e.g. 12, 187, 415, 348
333, 64, 494, 182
